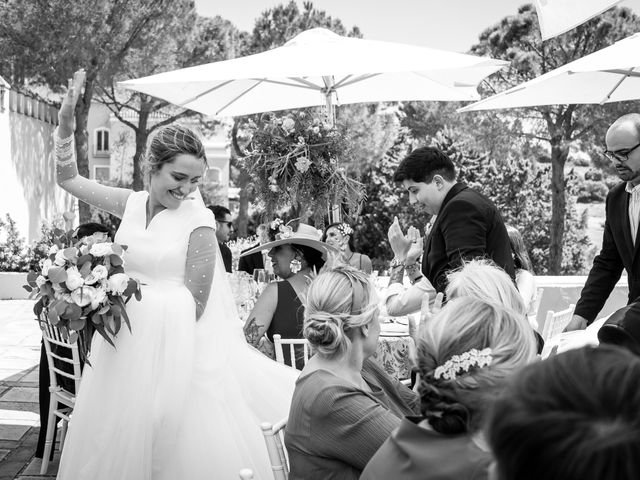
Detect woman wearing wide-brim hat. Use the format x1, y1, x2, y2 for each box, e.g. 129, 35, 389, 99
241, 221, 338, 367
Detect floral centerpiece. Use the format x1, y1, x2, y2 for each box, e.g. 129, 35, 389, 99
239, 110, 364, 226
24, 228, 142, 362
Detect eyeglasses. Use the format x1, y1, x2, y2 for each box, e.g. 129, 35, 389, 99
603, 142, 640, 163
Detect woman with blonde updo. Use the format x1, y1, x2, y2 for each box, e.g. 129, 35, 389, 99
285, 266, 419, 480
361, 296, 537, 480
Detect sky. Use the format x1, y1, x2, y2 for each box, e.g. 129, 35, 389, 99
194, 0, 640, 52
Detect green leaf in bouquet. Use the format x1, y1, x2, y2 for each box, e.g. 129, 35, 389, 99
110, 301, 122, 317
110, 265, 125, 275
23, 285, 33, 293
121, 244, 128, 251
97, 304, 110, 315
63, 247, 78, 263
69, 331, 79, 344
77, 254, 92, 266
33, 298, 44, 317
59, 326, 69, 340
103, 315, 115, 336
113, 315, 121, 335
79, 261, 92, 277
122, 279, 138, 297
48, 267, 67, 284
53, 300, 68, 316
90, 312, 103, 325
111, 244, 123, 256
134, 288, 142, 302
48, 307, 60, 326
63, 303, 83, 321
109, 254, 123, 266
94, 324, 116, 348
26, 271, 38, 286
68, 317, 86, 331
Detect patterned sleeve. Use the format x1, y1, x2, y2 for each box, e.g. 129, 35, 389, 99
55, 128, 131, 218
185, 226, 217, 320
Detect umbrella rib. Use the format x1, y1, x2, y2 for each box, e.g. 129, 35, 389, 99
593, 67, 637, 104
261, 77, 321, 90
179, 79, 235, 107
215, 79, 266, 115
335, 73, 381, 88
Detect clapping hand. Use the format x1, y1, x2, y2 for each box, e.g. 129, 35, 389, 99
405, 226, 423, 265
388, 216, 413, 261
59, 69, 86, 128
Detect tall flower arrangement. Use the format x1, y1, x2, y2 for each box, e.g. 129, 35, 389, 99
239, 110, 364, 226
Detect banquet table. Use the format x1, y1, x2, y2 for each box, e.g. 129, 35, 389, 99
373, 333, 415, 381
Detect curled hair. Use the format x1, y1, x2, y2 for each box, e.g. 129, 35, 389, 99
323, 222, 355, 251
488, 345, 640, 480
304, 266, 378, 357
506, 225, 533, 272
418, 296, 536, 435
143, 124, 207, 178
445, 258, 526, 317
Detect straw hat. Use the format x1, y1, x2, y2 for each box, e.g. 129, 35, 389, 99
240, 222, 338, 260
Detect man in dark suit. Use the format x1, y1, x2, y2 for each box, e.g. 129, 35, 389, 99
567, 113, 640, 331
208, 205, 233, 273
238, 223, 269, 275
391, 146, 515, 294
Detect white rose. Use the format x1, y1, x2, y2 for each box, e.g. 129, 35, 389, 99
48, 245, 59, 255
107, 273, 130, 295
90, 242, 113, 257
84, 273, 97, 285
80, 245, 89, 255
36, 275, 46, 287
91, 286, 108, 310
70, 286, 97, 307
281, 117, 295, 134
65, 266, 85, 291
54, 250, 66, 266
41, 258, 53, 276
91, 265, 109, 281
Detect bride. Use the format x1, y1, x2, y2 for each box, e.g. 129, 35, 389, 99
55, 70, 297, 479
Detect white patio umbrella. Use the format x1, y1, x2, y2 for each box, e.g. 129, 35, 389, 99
459, 32, 640, 112
119, 28, 507, 118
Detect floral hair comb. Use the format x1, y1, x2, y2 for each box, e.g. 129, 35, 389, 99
433, 348, 493, 381
336, 223, 353, 236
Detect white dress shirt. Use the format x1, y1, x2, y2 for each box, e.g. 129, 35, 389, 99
626, 182, 640, 245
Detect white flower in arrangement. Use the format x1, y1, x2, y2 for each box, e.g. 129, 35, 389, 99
41, 258, 53, 276
107, 273, 130, 295
36, 275, 46, 287
54, 250, 67, 266
79, 244, 90, 255
270, 219, 284, 230
91, 265, 109, 281
90, 242, 113, 257
48, 245, 59, 255
297, 136, 305, 145
71, 286, 98, 307
65, 266, 85, 290
281, 117, 295, 134
295, 156, 311, 173
91, 286, 108, 310
312, 126, 320, 135
269, 184, 280, 193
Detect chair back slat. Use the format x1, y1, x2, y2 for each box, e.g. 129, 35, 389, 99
273, 334, 311, 370
542, 304, 575, 341
261, 419, 289, 480
40, 313, 83, 394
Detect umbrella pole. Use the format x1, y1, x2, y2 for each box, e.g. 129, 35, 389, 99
323, 85, 341, 223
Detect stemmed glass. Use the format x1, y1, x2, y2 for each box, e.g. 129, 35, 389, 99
253, 269, 267, 295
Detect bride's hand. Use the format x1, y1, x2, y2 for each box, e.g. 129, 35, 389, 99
59, 69, 86, 128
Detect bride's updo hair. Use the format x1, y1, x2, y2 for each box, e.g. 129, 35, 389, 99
418, 296, 536, 435
304, 266, 379, 357
143, 124, 207, 177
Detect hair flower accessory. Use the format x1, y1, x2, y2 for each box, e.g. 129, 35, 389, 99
336, 223, 353, 236
276, 225, 294, 240
433, 348, 493, 381
270, 218, 284, 231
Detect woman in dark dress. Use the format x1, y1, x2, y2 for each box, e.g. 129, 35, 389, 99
242, 222, 336, 367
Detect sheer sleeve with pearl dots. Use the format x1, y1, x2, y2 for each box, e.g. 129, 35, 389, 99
54, 128, 131, 218
185, 226, 217, 321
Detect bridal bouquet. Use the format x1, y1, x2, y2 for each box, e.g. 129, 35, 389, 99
24, 228, 142, 360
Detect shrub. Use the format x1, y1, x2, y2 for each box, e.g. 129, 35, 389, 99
584, 168, 603, 181
0, 214, 31, 272
576, 179, 609, 203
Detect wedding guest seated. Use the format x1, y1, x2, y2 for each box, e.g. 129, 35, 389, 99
361, 296, 537, 480
323, 222, 372, 274
506, 225, 539, 330
36, 221, 112, 460
597, 301, 640, 356
208, 205, 234, 272
446, 259, 544, 353
487, 345, 640, 480
285, 266, 420, 480
241, 221, 334, 367
238, 223, 270, 275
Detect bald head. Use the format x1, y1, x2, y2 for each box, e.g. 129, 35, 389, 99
607, 113, 640, 139
606, 113, 640, 184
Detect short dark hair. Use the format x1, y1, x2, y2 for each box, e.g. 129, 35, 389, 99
488, 345, 640, 480
72, 222, 112, 240
292, 244, 325, 272
392, 146, 456, 184
208, 205, 231, 222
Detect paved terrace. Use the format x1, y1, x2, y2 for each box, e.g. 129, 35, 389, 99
0, 300, 57, 479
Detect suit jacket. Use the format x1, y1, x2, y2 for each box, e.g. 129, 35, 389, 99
219, 242, 233, 273
575, 182, 640, 323
421, 183, 515, 293
238, 243, 264, 275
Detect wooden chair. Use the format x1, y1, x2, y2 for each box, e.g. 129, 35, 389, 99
542, 304, 576, 342
261, 418, 289, 480
273, 334, 310, 370
39, 320, 82, 474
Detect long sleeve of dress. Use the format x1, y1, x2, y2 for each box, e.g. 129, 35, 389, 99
384, 278, 436, 316
185, 227, 217, 320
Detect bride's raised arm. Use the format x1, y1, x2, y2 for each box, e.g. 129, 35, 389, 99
55, 69, 132, 218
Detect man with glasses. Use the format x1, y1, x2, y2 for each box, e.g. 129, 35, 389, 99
208, 205, 234, 273
566, 113, 640, 331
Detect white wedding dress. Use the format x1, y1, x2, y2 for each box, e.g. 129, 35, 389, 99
57, 190, 297, 479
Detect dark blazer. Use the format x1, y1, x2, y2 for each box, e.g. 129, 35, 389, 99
238, 243, 264, 275
421, 183, 515, 293
575, 182, 639, 323
219, 242, 233, 273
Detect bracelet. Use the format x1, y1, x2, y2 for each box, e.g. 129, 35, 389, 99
389, 258, 405, 268
405, 262, 420, 274
54, 127, 75, 160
